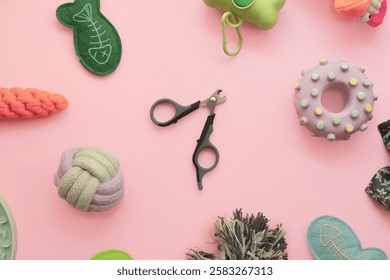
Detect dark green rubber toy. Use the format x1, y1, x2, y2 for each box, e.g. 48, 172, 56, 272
233, 0, 255, 8
57, 0, 122, 76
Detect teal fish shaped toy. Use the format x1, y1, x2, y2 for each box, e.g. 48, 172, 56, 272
57, 0, 122, 76
307, 216, 387, 260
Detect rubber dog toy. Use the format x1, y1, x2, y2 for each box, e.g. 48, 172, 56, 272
203, 0, 286, 56
334, 0, 387, 26
187, 209, 288, 260
57, 0, 122, 76
365, 119, 390, 210
54, 147, 124, 212
307, 215, 387, 260
294, 59, 377, 142
91, 249, 132, 260
0, 196, 17, 260
0, 88, 68, 120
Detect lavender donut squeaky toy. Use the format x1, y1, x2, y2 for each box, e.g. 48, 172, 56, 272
294, 59, 377, 142
54, 147, 125, 212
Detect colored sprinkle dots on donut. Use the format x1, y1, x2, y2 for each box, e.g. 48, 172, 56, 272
365, 104, 373, 113
360, 124, 368, 131
300, 99, 309, 108
300, 117, 308, 125
311, 88, 319, 97
349, 78, 358, 86
357, 91, 366, 101
294, 82, 301, 90
345, 124, 354, 133
350, 110, 359, 119
311, 73, 320, 81
316, 121, 325, 130
327, 72, 336, 80
315, 107, 324, 116
359, 66, 366, 73
341, 62, 349, 71
319, 58, 328, 65
332, 117, 341, 126
363, 79, 372, 87
327, 133, 336, 142
374, 95, 378, 101
295, 60, 376, 141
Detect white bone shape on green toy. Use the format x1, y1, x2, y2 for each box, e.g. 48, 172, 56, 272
57, 0, 122, 76
203, 0, 286, 56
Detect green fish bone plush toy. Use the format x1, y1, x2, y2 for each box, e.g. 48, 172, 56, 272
57, 0, 122, 76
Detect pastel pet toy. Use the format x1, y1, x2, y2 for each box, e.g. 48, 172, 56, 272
91, 249, 132, 260
203, 0, 286, 56
334, 0, 387, 26
0, 196, 17, 260
54, 147, 124, 212
0, 88, 68, 120
307, 215, 387, 260
57, 0, 122, 76
294, 59, 377, 142
187, 209, 288, 260
365, 119, 390, 210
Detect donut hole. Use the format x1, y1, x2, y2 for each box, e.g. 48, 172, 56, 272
321, 83, 350, 113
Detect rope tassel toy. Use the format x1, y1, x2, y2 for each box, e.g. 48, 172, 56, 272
0, 88, 68, 120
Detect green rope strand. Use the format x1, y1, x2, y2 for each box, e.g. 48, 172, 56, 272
221, 12, 244, 56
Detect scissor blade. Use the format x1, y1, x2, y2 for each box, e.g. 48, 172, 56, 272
199, 89, 226, 107
216, 95, 227, 104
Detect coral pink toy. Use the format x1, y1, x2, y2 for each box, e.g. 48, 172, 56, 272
334, 0, 387, 26
0, 88, 68, 120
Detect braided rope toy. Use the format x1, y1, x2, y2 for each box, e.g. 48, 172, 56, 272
54, 147, 125, 212
0, 88, 68, 120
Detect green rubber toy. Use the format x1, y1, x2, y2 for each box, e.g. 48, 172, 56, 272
203, 0, 286, 56
91, 249, 132, 260
0, 196, 17, 260
56, 0, 122, 76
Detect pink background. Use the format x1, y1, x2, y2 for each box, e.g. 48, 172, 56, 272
1, 0, 390, 260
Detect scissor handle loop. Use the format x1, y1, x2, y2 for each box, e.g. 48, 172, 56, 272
192, 114, 219, 190
150, 99, 200, 127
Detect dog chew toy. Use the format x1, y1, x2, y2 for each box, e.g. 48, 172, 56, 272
57, 0, 122, 76
294, 59, 377, 142
334, 0, 387, 27
365, 119, 390, 210
0, 196, 17, 260
203, 0, 286, 56
54, 147, 124, 212
307, 215, 387, 260
0, 88, 68, 120
91, 249, 132, 260
186, 209, 288, 260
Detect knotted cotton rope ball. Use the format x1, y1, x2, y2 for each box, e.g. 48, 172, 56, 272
54, 147, 124, 212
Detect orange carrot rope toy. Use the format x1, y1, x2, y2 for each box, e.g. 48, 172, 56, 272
0, 88, 68, 119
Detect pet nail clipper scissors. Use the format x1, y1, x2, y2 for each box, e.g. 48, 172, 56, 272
150, 89, 226, 190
